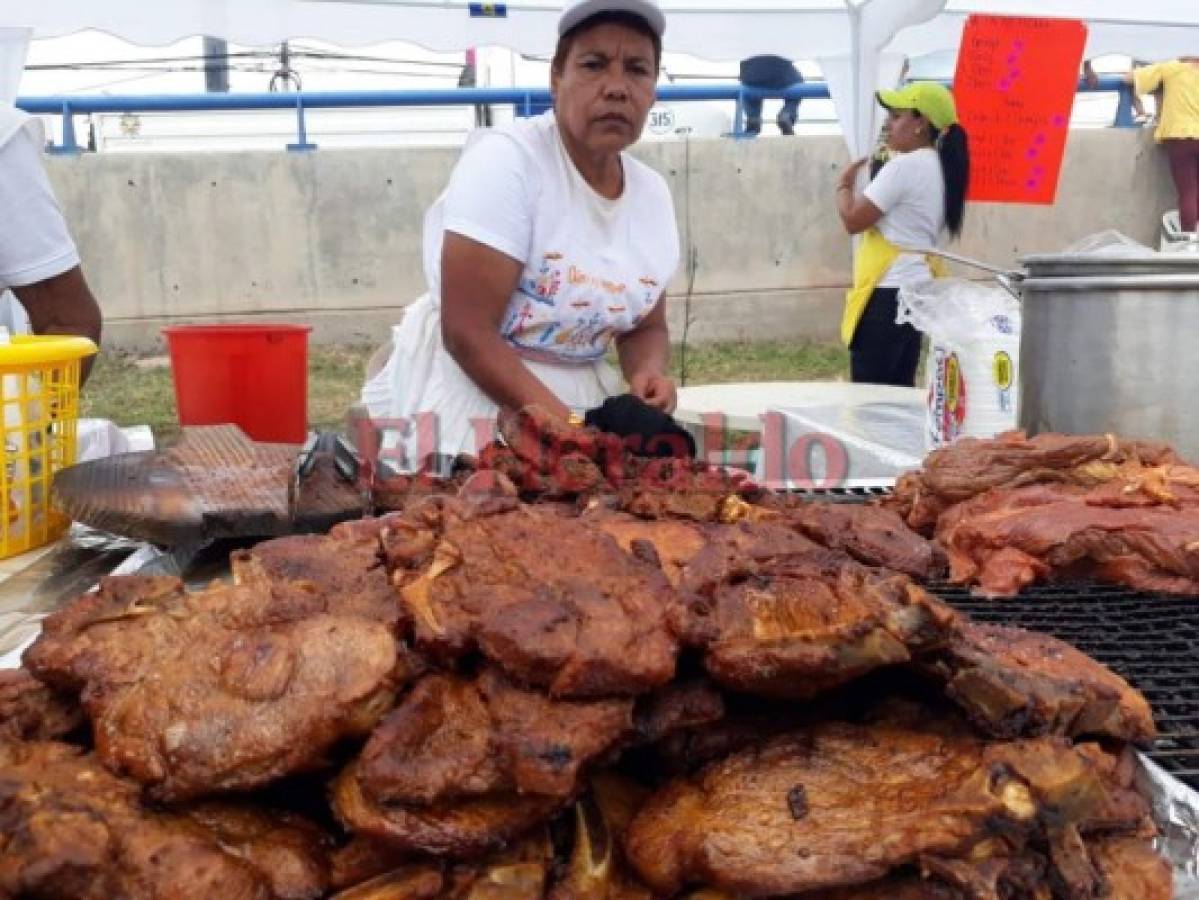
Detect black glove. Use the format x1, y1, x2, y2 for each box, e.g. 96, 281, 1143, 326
583, 395, 696, 459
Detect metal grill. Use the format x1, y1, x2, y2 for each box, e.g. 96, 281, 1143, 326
932, 582, 1199, 789
782, 486, 894, 503
785, 489, 1199, 786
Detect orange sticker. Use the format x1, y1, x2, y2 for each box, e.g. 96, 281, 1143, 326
953, 15, 1088, 205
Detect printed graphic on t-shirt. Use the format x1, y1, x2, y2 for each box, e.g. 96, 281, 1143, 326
503, 253, 659, 361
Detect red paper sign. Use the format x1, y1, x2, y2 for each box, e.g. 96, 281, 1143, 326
953, 15, 1087, 205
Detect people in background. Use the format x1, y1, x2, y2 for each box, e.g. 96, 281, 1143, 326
1130, 58, 1199, 233
834, 82, 970, 387
0, 109, 102, 382
1083, 60, 1149, 123
739, 55, 803, 136
371, 0, 679, 465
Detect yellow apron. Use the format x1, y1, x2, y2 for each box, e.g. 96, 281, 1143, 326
841, 229, 948, 346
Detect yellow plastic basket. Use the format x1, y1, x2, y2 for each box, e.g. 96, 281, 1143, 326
0, 335, 98, 559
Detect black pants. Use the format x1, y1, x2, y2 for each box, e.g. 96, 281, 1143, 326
849, 287, 922, 386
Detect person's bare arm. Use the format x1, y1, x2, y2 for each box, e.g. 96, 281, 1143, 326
836, 158, 884, 236
440, 232, 571, 420
11, 266, 102, 383
615, 295, 676, 412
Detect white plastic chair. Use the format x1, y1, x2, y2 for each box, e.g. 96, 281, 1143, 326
1162, 210, 1183, 248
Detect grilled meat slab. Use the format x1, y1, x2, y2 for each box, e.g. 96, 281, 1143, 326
23, 576, 400, 801
1090, 836, 1173, 900
937, 481, 1199, 597
926, 621, 1156, 744
394, 501, 677, 698
672, 548, 958, 698
328, 831, 551, 900
230, 531, 403, 629
776, 500, 948, 580
178, 801, 333, 900
359, 668, 633, 805
624, 721, 1102, 897
886, 431, 1180, 534
332, 758, 565, 859
0, 668, 84, 742
0, 741, 330, 900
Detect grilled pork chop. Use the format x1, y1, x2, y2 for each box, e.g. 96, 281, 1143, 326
0, 667, 84, 742
624, 720, 1103, 897
327, 830, 552, 900
0, 741, 330, 900
230, 530, 404, 629
1089, 836, 1173, 900
332, 758, 565, 859
23, 575, 401, 801
925, 621, 1157, 744
671, 547, 958, 699
358, 667, 633, 805
392, 500, 677, 698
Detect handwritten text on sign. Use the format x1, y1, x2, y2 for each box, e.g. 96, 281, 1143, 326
953, 15, 1087, 205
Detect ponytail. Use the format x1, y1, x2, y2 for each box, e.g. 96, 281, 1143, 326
932, 123, 969, 239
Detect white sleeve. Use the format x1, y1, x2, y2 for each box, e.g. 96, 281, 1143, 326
862, 153, 910, 215
440, 133, 534, 265
0, 129, 80, 288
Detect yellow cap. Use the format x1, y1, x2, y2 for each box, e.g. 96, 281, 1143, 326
876, 81, 958, 130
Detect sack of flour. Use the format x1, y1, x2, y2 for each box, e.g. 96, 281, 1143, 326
897, 278, 1021, 450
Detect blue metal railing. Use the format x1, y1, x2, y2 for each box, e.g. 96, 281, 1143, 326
15, 77, 1134, 154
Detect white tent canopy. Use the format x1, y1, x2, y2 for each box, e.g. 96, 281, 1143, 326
5, 1, 1199, 152
8, 1, 1198, 58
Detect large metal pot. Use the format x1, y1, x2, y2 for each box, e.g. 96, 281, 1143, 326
918, 248, 1199, 458
1017, 259, 1199, 459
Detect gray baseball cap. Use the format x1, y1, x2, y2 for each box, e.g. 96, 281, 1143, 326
558, 0, 666, 37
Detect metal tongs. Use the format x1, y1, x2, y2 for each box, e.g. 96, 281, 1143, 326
287, 431, 367, 524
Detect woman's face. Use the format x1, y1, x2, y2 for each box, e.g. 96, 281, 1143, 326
551, 21, 658, 157
886, 107, 929, 152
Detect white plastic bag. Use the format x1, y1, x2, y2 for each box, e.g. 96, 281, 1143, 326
897, 278, 1021, 450
1063, 230, 1156, 258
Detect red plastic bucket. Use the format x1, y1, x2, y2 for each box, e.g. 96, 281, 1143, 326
163, 324, 312, 444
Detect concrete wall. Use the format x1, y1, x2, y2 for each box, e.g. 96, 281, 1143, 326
43, 128, 1174, 351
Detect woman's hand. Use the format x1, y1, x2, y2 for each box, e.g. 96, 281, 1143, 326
837, 157, 870, 192
629, 371, 678, 414
616, 295, 674, 411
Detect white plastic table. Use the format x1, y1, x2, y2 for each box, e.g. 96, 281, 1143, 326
675, 381, 925, 475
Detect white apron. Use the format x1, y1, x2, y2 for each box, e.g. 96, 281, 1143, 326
367, 293, 621, 469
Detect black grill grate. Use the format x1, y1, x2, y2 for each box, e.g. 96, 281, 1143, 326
781, 486, 894, 504
931, 582, 1199, 790
786, 489, 1199, 788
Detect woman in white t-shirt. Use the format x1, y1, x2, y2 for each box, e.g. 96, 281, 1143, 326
374, 0, 679, 467
834, 82, 971, 386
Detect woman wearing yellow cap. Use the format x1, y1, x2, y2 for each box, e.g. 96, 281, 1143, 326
834, 82, 971, 386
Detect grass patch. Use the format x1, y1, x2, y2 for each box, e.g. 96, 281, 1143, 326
671, 340, 848, 386
81, 340, 846, 446
79, 352, 180, 444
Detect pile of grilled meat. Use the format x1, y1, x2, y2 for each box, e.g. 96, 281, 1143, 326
887, 430, 1199, 597
0, 414, 1181, 899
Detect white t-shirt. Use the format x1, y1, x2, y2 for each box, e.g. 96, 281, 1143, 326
0, 118, 80, 332
424, 112, 680, 363
863, 147, 945, 289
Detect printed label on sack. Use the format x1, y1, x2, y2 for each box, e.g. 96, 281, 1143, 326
928, 346, 968, 448
993, 350, 1014, 413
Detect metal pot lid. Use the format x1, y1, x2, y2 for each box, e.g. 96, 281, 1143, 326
1020, 252, 1199, 278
